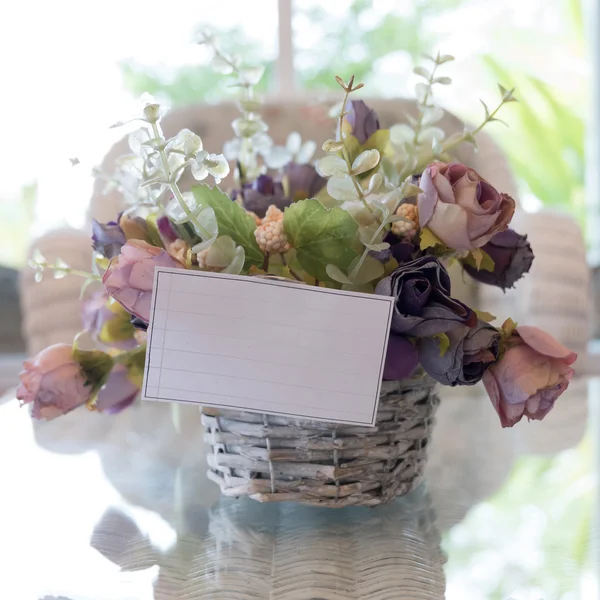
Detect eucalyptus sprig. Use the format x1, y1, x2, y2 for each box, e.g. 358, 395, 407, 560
198, 29, 267, 184
29, 249, 100, 283
414, 84, 518, 173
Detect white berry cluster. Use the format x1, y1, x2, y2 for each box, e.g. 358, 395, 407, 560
254, 205, 291, 254
391, 203, 419, 239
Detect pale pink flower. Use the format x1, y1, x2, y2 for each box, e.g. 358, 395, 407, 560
102, 240, 183, 323
16, 344, 91, 420
483, 326, 577, 428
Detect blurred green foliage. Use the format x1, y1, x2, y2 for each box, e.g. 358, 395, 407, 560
120, 26, 273, 106
0, 181, 36, 267
443, 434, 594, 598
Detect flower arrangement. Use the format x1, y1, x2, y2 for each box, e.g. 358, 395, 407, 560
19, 36, 576, 430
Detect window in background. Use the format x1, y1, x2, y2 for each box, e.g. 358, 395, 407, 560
0, 0, 277, 266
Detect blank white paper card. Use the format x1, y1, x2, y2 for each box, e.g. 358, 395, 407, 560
142, 267, 394, 426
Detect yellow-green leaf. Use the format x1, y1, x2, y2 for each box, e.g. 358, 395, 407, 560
363, 129, 391, 156
432, 332, 451, 356
501, 317, 518, 337
467, 248, 496, 272
419, 227, 444, 251
474, 309, 497, 323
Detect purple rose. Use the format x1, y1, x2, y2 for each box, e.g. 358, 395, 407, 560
345, 100, 380, 144
375, 256, 476, 337
419, 321, 500, 386
95, 364, 139, 414
81, 291, 136, 349
383, 333, 419, 380
283, 163, 326, 202
483, 325, 577, 428
238, 164, 326, 218
462, 229, 534, 290
239, 174, 288, 218
17, 344, 92, 420
92, 218, 126, 259
102, 240, 183, 323
385, 232, 420, 264
418, 163, 515, 250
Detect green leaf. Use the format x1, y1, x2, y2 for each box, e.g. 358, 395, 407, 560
474, 309, 497, 323
72, 341, 114, 400
465, 248, 495, 272
431, 332, 450, 356
363, 129, 390, 155
283, 199, 360, 283
419, 227, 444, 251
192, 184, 263, 269
115, 345, 146, 388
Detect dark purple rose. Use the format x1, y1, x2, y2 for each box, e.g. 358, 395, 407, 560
92, 218, 126, 259
419, 321, 500, 386
375, 256, 477, 337
385, 232, 420, 264
462, 229, 534, 290
95, 364, 139, 414
283, 163, 326, 202
345, 100, 380, 144
156, 215, 179, 245
383, 333, 419, 380
238, 165, 326, 218
239, 175, 288, 218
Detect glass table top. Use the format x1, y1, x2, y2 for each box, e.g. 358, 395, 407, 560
0, 378, 597, 600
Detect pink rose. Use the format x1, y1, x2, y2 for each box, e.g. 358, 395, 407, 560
16, 344, 91, 420
102, 240, 183, 323
418, 162, 515, 250
482, 326, 577, 428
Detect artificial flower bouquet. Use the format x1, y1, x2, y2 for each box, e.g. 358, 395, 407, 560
18, 36, 577, 505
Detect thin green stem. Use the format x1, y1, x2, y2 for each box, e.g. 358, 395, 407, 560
337, 84, 373, 214
414, 97, 511, 173
412, 62, 439, 147
41, 264, 100, 280
150, 122, 211, 240
280, 253, 302, 281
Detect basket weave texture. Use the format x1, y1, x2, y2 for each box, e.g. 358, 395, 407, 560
202, 376, 439, 507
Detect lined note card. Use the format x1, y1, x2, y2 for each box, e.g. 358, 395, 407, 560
142, 267, 394, 426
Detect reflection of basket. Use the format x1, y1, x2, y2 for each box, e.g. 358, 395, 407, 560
202, 376, 439, 507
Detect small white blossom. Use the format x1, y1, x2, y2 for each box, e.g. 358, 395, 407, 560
167, 129, 203, 157
191, 151, 230, 183
263, 132, 316, 169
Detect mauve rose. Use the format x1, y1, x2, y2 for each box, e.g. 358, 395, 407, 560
418, 162, 515, 250
103, 240, 183, 323
383, 333, 419, 380
92, 218, 126, 259
16, 344, 91, 420
345, 100, 380, 144
419, 321, 500, 386
463, 229, 534, 290
483, 325, 577, 428
95, 364, 139, 414
375, 255, 476, 337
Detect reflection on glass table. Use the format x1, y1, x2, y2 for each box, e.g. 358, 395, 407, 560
0, 377, 596, 600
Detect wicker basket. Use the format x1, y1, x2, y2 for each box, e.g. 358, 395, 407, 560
202, 376, 439, 507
